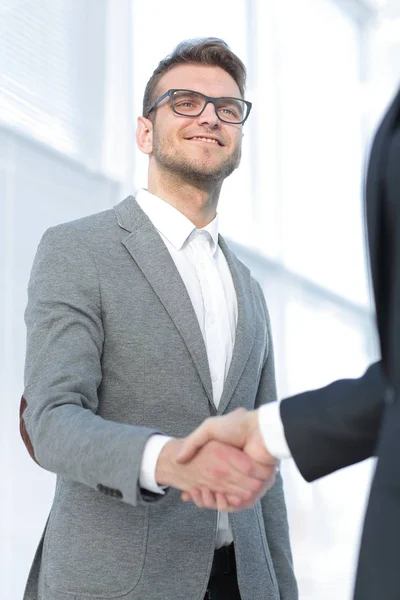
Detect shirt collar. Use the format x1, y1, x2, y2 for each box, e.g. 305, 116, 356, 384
136, 188, 219, 255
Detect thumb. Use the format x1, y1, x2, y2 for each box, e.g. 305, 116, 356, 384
176, 408, 247, 463
176, 418, 218, 463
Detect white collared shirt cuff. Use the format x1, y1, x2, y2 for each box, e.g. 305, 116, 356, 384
140, 434, 173, 494
258, 403, 292, 460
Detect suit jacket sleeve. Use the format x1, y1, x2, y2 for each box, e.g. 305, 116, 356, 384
21, 226, 164, 507
280, 362, 386, 482
255, 287, 298, 599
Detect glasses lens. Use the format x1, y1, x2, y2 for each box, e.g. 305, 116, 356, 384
215, 98, 247, 123
172, 91, 205, 116
172, 90, 247, 123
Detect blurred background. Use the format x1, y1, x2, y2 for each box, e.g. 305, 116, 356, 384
1, 0, 400, 598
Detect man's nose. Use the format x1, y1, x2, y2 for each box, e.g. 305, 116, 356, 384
196, 101, 220, 127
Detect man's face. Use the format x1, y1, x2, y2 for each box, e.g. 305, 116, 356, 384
145, 64, 243, 185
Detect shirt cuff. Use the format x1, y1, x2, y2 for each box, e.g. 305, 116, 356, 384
140, 434, 173, 494
258, 403, 292, 460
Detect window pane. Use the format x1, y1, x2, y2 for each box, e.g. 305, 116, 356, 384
276, 0, 370, 306
0, 0, 107, 164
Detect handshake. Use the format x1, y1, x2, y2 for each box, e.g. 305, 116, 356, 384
156, 408, 278, 512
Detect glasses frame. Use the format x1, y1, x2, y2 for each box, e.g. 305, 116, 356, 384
145, 89, 252, 125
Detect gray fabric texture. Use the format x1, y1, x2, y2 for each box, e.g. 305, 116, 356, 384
22, 196, 298, 600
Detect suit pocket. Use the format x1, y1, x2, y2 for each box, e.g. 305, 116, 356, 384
43, 480, 149, 597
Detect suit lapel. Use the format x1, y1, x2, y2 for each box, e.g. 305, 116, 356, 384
114, 197, 256, 414
366, 87, 400, 373
114, 196, 214, 407
217, 235, 256, 415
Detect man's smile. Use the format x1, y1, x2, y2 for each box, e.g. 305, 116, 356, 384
186, 136, 223, 146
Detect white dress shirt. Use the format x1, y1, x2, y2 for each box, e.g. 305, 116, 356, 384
136, 188, 238, 548
258, 403, 292, 459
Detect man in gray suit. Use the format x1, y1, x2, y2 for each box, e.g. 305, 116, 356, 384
20, 38, 297, 600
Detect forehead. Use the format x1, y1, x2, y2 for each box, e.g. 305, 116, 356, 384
157, 64, 241, 98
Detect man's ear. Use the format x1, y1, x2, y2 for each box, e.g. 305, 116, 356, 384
136, 116, 153, 155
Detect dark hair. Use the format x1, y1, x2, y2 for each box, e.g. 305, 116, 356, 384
142, 37, 247, 117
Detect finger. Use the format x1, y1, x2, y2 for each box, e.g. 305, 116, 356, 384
249, 459, 277, 480
176, 418, 220, 463
244, 460, 277, 482
261, 471, 277, 494
226, 494, 243, 506
180, 461, 257, 502
226, 446, 278, 483
202, 456, 264, 499
224, 494, 248, 511
177, 409, 248, 464
189, 487, 205, 508
216, 444, 256, 478
242, 472, 277, 505
213, 466, 279, 500
223, 445, 277, 480
211, 475, 259, 501
215, 492, 229, 512
181, 488, 202, 504
200, 487, 218, 509
214, 492, 256, 513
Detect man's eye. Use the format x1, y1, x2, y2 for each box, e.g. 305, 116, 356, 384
219, 107, 240, 119
177, 101, 193, 107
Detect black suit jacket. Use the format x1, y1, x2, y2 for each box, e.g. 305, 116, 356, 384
280, 86, 400, 600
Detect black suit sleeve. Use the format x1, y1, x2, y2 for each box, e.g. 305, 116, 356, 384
280, 362, 386, 482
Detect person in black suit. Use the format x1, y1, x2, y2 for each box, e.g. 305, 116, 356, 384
176, 86, 400, 600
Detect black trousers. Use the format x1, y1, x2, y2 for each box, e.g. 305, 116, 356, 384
204, 544, 241, 600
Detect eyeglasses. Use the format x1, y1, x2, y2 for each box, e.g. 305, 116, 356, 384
146, 89, 252, 125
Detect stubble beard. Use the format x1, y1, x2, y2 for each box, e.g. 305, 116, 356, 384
152, 130, 241, 188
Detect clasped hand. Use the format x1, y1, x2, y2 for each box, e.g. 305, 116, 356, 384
157, 408, 277, 512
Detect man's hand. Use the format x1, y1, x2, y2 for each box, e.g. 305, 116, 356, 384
175, 408, 278, 510
156, 436, 275, 511
177, 408, 275, 464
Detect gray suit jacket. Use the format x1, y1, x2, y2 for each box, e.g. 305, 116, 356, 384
20, 196, 297, 600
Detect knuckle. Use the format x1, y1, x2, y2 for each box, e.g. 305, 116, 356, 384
241, 460, 253, 476
230, 496, 242, 507
208, 439, 219, 450
243, 490, 254, 502
258, 466, 271, 478
236, 489, 250, 502
193, 493, 203, 507
201, 489, 214, 508
208, 464, 227, 480
248, 478, 263, 493
209, 464, 220, 475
